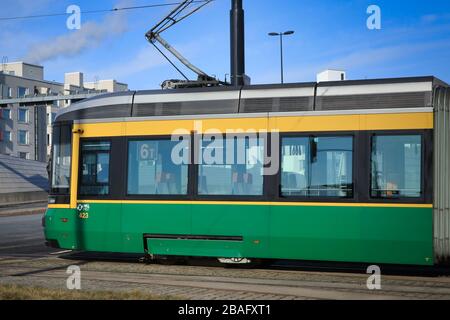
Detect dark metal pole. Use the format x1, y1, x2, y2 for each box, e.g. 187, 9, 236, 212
280, 33, 284, 84
230, 0, 245, 86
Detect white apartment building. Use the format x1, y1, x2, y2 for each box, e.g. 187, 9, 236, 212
0, 62, 128, 162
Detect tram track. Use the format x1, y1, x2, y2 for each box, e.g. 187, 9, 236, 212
0, 256, 450, 300
2, 251, 449, 287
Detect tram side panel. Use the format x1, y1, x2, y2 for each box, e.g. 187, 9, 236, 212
269, 204, 433, 266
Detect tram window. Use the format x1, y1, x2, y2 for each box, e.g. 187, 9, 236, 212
371, 135, 422, 199
79, 141, 111, 196
51, 125, 72, 194
281, 136, 353, 198
127, 140, 188, 195
198, 136, 265, 196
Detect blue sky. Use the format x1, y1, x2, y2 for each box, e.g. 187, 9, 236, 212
1, 0, 450, 89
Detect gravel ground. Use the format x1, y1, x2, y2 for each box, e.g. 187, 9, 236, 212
1, 255, 449, 300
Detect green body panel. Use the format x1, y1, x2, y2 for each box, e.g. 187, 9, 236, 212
44, 208, 79, 250
44, 203, 434, 265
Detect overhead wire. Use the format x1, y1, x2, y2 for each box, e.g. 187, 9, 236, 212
146, 0, 215, 81
156, 0, 213, 34
0, 0, 214, 22
0, 0, 219, 83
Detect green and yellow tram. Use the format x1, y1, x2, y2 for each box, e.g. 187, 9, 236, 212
44, 76, 450, 266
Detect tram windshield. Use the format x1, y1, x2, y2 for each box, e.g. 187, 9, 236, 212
50, 124, 72, 195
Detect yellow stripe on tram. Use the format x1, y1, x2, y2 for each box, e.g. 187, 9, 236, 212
47, 204, 72, 209
70, 126, 81, 209
75, 112, 434, 138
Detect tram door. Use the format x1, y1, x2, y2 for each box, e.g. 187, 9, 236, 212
122, 139, 191, 254
191, 137, 270, 258
76, 139, 122, 252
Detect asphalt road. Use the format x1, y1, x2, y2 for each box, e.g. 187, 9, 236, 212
0, 214, 57, 257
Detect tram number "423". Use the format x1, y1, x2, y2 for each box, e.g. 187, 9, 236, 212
77, 204, 90, 220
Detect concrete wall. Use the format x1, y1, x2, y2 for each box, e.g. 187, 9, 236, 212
0, 73, 64, 99
0, 154, 48, 205
84, 80, 129, 93
64, 72, 84, 88
2, 62, 44, 81
115, 82, 129, 92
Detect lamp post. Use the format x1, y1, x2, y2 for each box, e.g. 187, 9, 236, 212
268, 31, 294, 84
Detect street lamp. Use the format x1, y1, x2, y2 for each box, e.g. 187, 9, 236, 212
268, 31, 295, 84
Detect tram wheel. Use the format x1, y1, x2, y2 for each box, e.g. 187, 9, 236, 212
218, 258, 273, 268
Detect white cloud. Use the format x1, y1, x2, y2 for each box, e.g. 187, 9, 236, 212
421, 13, 450, 24
22, 0, 133, 64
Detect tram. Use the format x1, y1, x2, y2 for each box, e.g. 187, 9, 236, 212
44, 76, 450, 266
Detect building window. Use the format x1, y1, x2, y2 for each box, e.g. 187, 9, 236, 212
4, 131, 11, 142
281, 136, 354, 198
0, 130, 12, 143
18, 108, 29, 123
18, 130, 29, 145
2, 109, 11, 120
19, 152, 29, 160
371, 135, 422, 199
79, 141, 111, 196
127, 139, 189, 195
7, 87, 13, 98
18, 87, 29, 98
198, 136, 265, 196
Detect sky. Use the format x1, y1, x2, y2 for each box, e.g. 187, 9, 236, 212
0, 0, 449, 90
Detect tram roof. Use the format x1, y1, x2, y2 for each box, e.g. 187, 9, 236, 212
56, 76, 448, 123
